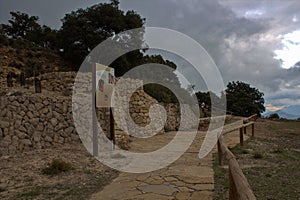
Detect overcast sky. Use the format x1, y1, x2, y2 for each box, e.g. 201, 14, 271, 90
1, 0, 300, 112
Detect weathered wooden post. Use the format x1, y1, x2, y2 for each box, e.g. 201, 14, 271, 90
251, 123, 255, 137
110, 107, 115, 149
239, 127, 244, 146
35, 77, 42, 93
229, 166, 238, 200
20, 72, 25, 86
7, 72, 13, 87
217, 140, 222, 166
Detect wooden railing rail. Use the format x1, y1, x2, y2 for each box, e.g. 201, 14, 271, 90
217, 114, 258, 200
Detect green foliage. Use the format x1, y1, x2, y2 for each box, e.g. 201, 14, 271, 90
42, 159, 73, 175
253, 152, 263, 159
1, 11, 58, 49
2, 11, 40, 39
58, 0, 144, 66
226, 81, 265, 117
268, 113, 280, 119
24, 61, 41, 78
0, 33, 9, 46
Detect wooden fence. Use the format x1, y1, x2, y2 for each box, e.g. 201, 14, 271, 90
217, 114, 258, 200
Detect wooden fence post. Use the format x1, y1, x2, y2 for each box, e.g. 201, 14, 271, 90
251, 123, 255, 137
239, 128, 244, 146
229, 166, 238, 200
217, 140, 222, 166
20, 72, 25, 86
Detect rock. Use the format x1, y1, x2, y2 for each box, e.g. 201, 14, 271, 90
12, 101, 19, 107
33, 132, 41, 142
50, 118, 58, 127
53, 133, 59, 143
0, 136, 11, 147
21, 139, 32, 146
24, 123, 34, 133
27, 111, 34, 119
35, 103, 43, 111
54, 123, 65, 132
0, 121, 10, 129
45, 136, 53, 142
30, 118, 40, 126
15, 119, 22, 129
65, 127, 74, 134
28, 104, 35, 111
19, 125, 27, 132
59, 136, 64, 144
36, 124, 44, 132
8, 145, 17, 154
40, 107, 49, 114
16, 130, 27, 139
0, 109, 7, 117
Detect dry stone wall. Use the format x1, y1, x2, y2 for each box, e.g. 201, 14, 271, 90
0, 95, 77, 156
0, 72, 199, 156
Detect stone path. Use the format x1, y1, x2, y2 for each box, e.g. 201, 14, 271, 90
90, 129, 245, 200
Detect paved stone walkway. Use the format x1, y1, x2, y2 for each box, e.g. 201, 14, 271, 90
90, 129, 246, 200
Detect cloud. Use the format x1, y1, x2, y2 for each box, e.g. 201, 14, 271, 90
1, 0, 299, 107
122, 0, 300, 107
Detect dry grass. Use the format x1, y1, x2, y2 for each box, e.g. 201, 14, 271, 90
214, 118, 300, 199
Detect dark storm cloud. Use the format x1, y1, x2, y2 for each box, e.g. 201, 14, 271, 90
1, 0, 299, 108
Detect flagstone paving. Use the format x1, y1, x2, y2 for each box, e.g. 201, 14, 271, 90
90, 129, 247, 200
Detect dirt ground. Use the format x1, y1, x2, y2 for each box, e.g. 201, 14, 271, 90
214, 118, 300, 200
0, 142, 118, 200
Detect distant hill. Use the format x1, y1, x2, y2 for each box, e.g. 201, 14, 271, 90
264, 105, 300, 119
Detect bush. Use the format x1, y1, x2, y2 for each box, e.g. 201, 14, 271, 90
42, 159, 73, 175
9, 61, 24, 69
253, 152, 263, 159
268, 113, 280, 119
0, 35, 9, 46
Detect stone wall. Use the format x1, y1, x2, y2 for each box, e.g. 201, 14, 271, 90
0, 95, 77, 156
0, 73, 199, 156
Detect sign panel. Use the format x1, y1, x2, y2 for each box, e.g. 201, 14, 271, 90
96, 63, 115, 108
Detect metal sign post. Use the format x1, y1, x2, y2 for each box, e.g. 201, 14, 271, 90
92, 64, 98, 156
94, 63, 115, 153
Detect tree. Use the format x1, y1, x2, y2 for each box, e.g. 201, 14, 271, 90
58, 0, 145, 65
226, 81, 265, 117
2, 11, 40, 39
1, 11, 58, 49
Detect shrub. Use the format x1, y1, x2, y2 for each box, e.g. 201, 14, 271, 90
42, 159, 73, 175
268, 113, 280, 119
0, 35, 9, 46
253, 152, 263, 159
242, 149, 250, 154
9, 61, 24, 69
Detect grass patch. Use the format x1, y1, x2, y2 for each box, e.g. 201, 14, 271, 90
42, 159, 73, 175
272, 147, 284, 154
15, 186, 45, 199
213, 153, 229, 200
241, 149, 250, 154
214, 119, 300, 199
273, 121, 300, 129
253, 152, 263, 159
